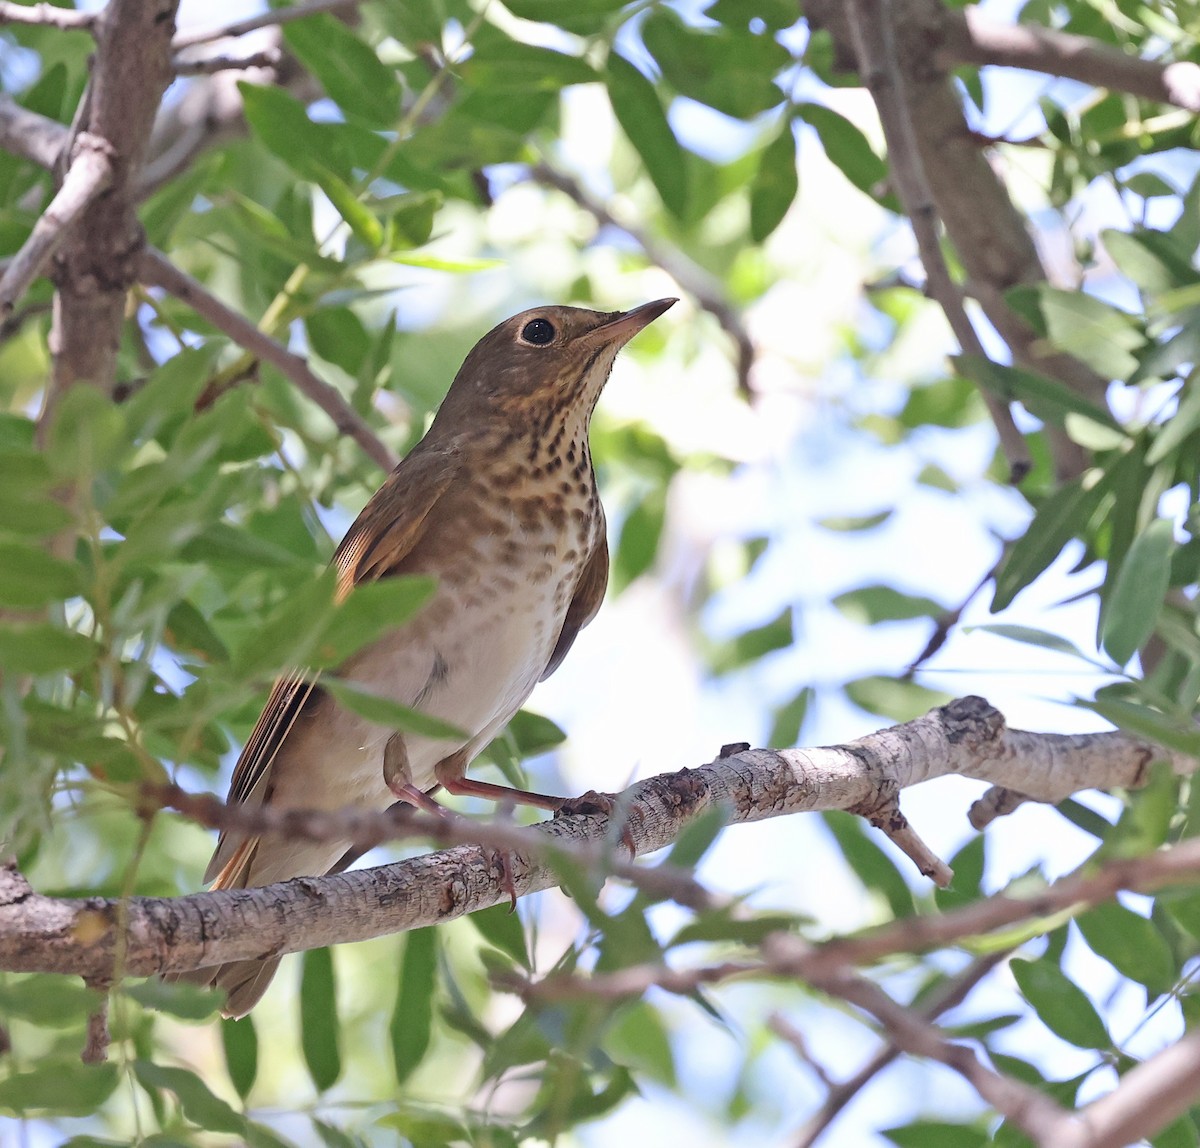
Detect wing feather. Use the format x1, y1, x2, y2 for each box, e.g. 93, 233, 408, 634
541, 534, 608, 681
207, 443, 462, 888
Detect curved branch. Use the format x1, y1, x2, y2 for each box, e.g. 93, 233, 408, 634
138, 246, 399, 472
946, 7, 1200, 113
0, 696, 1186, 982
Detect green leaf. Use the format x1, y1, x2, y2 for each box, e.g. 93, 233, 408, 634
469, 902, 530, 970
469, 35, 598, 92
823, 810, 915, 918
613, 486, 665, 589
665, 804, 728, 870
955, 354, 1122, 434
222, 1014, 259, 1100
935, 834, 986, 912
0, 542, 81, 607
769, 687, 812, 747
603, 1001, 676, 1087
0, 974, 103, 1026
844, 676, 950, 723
0, 1060, 119, 1115
709, 607, 793, 674
796, 102, 888, 200
1010, 957, 1111, 1049
124, 978, 223, 1020
284, 14, 401, 126
503, 0, 630, 34
992, 474, 1109, 611
312, 575, 436, 667
1075, 901, 1175, 995
230, 568, 338, 680
323, 678, 466, 740
391, 928, 437, 1084
606, 52, 688, 218
300, 947, 342, 1092
504, 708, 567, 757
833, 585, 944, 625
45, 385, 128, 480
706, 0, 797, 32
1147, 381, 1200, 465
817, 509, 892, 532
1084, 696, 1200, 758
641, 8, 789, 120
134, 1060, 246, 1133
883, 1122, 989, 1148
1102, 228, 1200, 297
1101, 518, 1174, 666
294, 155, 383, 251
0, 622, 96, 673
1034, 287, 1144, 380
969, 624, 1087, 660
749, 120, 797, 242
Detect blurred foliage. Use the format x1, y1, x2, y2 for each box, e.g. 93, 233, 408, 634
2, 0, 1200, 1144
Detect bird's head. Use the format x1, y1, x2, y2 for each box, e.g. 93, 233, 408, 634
433, 298, 677, 431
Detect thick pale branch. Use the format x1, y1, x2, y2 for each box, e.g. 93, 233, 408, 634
1075, 1029, 1200, 1148
41, 0, 179, 421
0, 133, 113, 315
947, 7, 1200, 113
0, 96, 69, 169
0, 1, 95, 31
0, 697, 1188, 982
138, 247, 399, 472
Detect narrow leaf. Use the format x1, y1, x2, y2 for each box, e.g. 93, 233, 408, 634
1010, 957, 1111, 1049
391, 928, 437, 1084
1101, 518, 1174, 665
300, 948, 342, 1092
606, 52, 688, 217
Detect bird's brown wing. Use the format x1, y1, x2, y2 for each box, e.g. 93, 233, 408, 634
541, 533, 609, 681
206, 444, 462, 887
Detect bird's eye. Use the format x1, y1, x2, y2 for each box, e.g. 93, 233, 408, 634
521, 318, 556, 346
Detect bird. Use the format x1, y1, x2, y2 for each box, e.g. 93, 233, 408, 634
184, 297, 677, 1016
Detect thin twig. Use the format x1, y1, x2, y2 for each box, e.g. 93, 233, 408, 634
172, 0, 362, 50
0, 133, 114, 315
138, 246, 399, 472
0, 1, 95, 31
530, 162, 756, 395
173, 48, 282, 76
792, 951, 1010, 1147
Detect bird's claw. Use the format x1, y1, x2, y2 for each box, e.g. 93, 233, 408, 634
555, 789, 640, 854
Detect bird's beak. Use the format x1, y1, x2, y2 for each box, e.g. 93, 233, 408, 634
589, 297, 678, 346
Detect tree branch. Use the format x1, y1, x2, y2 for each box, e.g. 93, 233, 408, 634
138, 246, 399, 473
0, 696, 1188, 981
846, 0, 1031, 482
171, 0, 362, 50
0, 95, 69, 169
0, 1, 95, 32
39, 0, 180, 430
945, 6, 1200, 113
0, 133, 113, 315
808, 0, 1109, 482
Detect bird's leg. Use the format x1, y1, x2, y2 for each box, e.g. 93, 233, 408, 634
384, 732, 449, 816
435, 750, 552, 910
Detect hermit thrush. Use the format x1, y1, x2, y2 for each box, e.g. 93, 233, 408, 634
186, 298, 676, 1015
